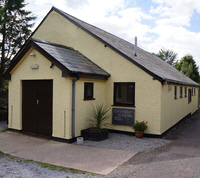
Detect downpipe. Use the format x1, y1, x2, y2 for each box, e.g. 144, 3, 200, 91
72, 73, 80, 138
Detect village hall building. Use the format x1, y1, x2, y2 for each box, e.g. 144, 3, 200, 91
4, 7, 199, 142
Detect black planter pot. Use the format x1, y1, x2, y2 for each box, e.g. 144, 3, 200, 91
81, 129, 109, 141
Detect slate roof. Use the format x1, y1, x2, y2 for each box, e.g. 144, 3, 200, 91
51, 7, 199, 86
33, 38, 110, 77
3, 38, 110, 80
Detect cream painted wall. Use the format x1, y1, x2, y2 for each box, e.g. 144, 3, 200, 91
33, 10, 162, 135
71, 66, 162, 136
161, 84, 199, 133
8, 48, 73, 139
74, 79, 107, 136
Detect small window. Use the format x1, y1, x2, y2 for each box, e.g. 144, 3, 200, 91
174, 86, 177, 99
84, 83, 95, 100
180, 86, 183, 98
184, 87, 187, 97
192, 88, 193, 96
194, 88, 196, 95
114, 82, 135, 106
188, 89, 192, 103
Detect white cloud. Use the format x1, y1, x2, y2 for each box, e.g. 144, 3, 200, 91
150, 0, 200, 26
145, 25, 200, 53
148, 0, 200, 67
64, 0, 90, 10
91, 7, 153, 44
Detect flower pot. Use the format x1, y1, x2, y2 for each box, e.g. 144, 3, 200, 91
81, 129, 109, 141
135, 130, 144, 138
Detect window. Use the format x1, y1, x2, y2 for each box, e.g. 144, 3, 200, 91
188, 89, 192, 103
84, 83, 94, 100
180, 86, 183, 98
185, 87, 187, 97
192, 88, 193, 96
194, 88, 196, 95
174, 86, 177, 99
114, 82, 135, 106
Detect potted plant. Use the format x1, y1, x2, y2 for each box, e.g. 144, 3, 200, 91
81, 103, 110, 141
132, 120, 148, 138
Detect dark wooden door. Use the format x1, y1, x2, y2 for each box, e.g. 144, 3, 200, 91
22, 81, 38, 135
22, 80, 53, 137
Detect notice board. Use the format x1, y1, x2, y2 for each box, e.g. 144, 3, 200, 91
112, 108, 135, 126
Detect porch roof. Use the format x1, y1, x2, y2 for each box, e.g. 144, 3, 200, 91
4, 38, 110, 80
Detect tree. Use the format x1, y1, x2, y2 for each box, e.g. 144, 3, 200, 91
156, 48, 177, 66
0, 0, 36, 88
175, 55, 200, 83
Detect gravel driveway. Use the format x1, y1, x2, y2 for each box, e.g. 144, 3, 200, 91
0, 121, 171, 177
74, 133, 170, 153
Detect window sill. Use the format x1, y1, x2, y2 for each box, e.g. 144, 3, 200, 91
112, 104, 136, 108
83, 98, 95, 101
180, 96, 183, 99
174, 97, 178, 100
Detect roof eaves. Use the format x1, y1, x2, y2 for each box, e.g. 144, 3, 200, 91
79, 73, 110, 80
164, 79, 200, 87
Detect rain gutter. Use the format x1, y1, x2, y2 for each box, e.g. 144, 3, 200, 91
72, 73, 80, 138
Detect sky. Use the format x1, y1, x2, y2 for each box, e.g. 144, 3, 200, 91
26, 0, 200, 67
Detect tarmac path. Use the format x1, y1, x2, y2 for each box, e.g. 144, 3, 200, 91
108, 110, 200, 178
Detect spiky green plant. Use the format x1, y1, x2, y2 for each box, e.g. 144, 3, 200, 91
87, 103, 110, 131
